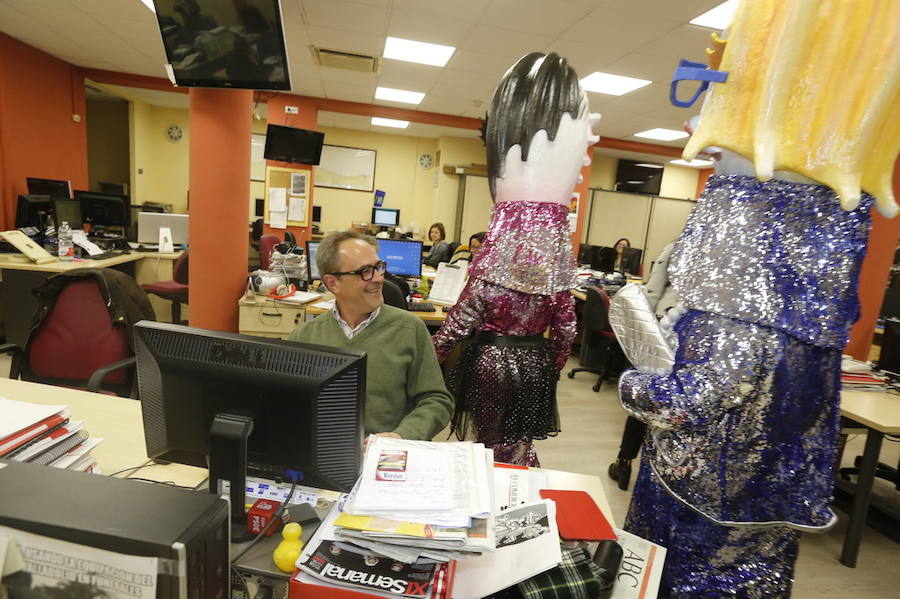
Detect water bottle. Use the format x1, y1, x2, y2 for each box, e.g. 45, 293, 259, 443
58, 221, 74, 261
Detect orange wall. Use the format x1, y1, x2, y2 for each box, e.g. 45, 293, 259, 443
262, 94, 318, 244
0, 33, 87, 229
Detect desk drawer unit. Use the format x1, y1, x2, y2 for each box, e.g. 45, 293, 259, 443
239, 299, 305, 339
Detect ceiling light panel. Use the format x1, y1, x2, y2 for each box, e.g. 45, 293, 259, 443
375, 86, 425, 105
634, 128, 689, 141
579, 72, 651, 96
689, 0, 739, 30
371, 117, 410, 128
670, 158, 714, 167
383, 37, 456, 67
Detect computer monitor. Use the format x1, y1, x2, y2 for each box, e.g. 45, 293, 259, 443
621, 247, 643, 276
15, 195, 53, 233
372, 207, 400, 228
312, 205, 322, 223
53, 199, 83, 229
134, 321, 366, 540
75, 190, 130, 231
377, 239, 423, 278
306, 240, 321, 281
26, 177, 71, 200
99, 181, 128, 196
577, 243, 594, 266
138, 212, 189, 245
877, 318, 900, 377
590, 245, 642, 275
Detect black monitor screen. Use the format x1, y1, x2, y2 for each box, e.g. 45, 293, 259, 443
135, 321, 365, 492
577, 243, 594, 265
615, 159, 663, 195
590, 246, 642, 276
312, 205, 322, 223
305, 240, 320, 281
372, 207, 399, 227
15, 195, 53, 231
53, 199, 83, 229
264, 124, 325, 165
152, 0, 291, 90
75, 190, 130, 229
377, 239, 422, 278
26, 177, 71, 200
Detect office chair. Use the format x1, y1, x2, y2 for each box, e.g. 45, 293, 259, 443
0, 268, 156, 398
385, 272, 411, 300
259, 234, 281, 271
839, 452, 900, 491
142, 250, 189, 324
284, 230, 296, 245
567, 286, 628, 392
448, 241, 461, 255
382, 279, 408, 310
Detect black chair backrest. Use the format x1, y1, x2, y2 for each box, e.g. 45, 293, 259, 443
448, 241, 461, 255
583, 286, 612, 333
384, 272, 411, 299
382, 279, 408, 310
284, 230, 296, 244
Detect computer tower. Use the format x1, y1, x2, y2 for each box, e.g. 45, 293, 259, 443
0, 460, 230, 599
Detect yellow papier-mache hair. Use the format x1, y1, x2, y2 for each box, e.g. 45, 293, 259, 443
683, 0, 900, 217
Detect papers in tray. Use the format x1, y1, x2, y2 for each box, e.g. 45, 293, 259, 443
274, 290, 323, 304
427, 261, 467, 306
452, 499, 562, 599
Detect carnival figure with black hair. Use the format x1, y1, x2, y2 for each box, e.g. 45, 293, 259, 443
611, 1, 899, 596
433, 52, 600, 466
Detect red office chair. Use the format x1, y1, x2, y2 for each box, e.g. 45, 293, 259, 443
567, 286, 628, 392
259, 234, 281, 271
0, 268, 156, 397
142, 250, 189, 324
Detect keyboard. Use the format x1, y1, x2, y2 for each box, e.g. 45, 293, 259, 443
83, 251, 130, 260
408, 302, 435, 312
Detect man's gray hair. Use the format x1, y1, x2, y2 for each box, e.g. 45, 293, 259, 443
317, 230, 378, 280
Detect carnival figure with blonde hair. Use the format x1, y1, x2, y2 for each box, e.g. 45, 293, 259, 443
433, 52, 600, 466
613, 0, 900, 596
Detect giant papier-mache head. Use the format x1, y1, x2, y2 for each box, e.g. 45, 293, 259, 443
484, 52, 600, 204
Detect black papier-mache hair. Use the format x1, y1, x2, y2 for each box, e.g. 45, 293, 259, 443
485, 52, 584, 198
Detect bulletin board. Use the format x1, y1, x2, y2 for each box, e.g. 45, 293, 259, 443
264, 165, 310, 228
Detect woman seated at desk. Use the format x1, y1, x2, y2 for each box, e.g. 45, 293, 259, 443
449, 232, 485, 264
423, 223, 451, 267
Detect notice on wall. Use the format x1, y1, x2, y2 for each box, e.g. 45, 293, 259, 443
288, 196, 306, 222
0, 525, 159, 599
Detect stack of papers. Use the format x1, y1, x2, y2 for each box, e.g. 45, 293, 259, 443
0, 398, 103, 473
841, 355, 888, 391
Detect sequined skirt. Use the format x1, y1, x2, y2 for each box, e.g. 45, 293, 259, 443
625, 459, 800, 599
448, 334, 560, 446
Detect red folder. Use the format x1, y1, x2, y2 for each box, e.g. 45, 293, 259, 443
539, 489, 616, 542
0, 412, 68, 457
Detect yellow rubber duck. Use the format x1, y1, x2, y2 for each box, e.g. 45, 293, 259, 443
272, 522, 304, 573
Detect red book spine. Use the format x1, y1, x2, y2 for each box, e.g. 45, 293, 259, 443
0, 413, 67, 456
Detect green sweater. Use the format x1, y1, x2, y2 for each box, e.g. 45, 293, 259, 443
288, 306, 454, 440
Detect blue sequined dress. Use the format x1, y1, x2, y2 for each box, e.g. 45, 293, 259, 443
619, 175, 873, 598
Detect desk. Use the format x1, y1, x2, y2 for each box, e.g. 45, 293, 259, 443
839, 390, 900, 567
305, 300, 449, 325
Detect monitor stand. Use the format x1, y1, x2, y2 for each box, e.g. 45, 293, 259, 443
208, 412, 256, 543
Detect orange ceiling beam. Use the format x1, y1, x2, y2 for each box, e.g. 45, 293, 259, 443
80, 68, 188, 95
596, 137, 685, 158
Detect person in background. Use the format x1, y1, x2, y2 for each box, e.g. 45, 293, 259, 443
608, 240, 678, 490
449, 232, 486, 264
423, 223, 451, 267
288, 230, 453, 441
611, 238, 631, 272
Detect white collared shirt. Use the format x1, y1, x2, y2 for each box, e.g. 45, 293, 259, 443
332, 305, 381, 339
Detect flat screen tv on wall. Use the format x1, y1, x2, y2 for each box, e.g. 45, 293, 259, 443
152, 0, 291, 91
264, 124, 325, 165
615, 159, 664, 195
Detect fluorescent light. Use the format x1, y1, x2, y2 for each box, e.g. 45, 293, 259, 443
634, 163, 664, 169
670, 158, 715, 167
579, 72, 651, 96
371, 117, 410, 129
690, 0, 739, 30
375, 87, 425, 105
383, 37, 455, 67
634, 128, 689, 141
139, 0, 155, 12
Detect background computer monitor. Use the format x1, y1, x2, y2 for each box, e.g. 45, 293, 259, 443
621, 247, 643, 276
590, 245, 642, 275
377, 239, 422, 278
53, 199, 83, 229
75, 190, 130, 231
15, 195, 53, 232
305, 240, 320, 281
26, 177, 71, 200
577, 243, 594, 266
312, 205, 322, 223
138, 212, 189, 245
134, 322, 366, 535
99, 181, 128, 196
372, 207, 400, 228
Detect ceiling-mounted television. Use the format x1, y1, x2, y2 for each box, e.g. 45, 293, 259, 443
264, 124, 325, 165
152, 0, 291, 91
615, 159, 663, 195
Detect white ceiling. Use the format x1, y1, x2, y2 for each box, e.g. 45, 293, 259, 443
0, 0, 726, 155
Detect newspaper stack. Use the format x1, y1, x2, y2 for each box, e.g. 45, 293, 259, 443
0, 398, 103, 473
294, 437, 495, 598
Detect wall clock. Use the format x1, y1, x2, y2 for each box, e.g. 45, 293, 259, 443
166, 124, 184, 143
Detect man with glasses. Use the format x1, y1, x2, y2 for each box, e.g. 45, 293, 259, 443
288, 230, 453, 441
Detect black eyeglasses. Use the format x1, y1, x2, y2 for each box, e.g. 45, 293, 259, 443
328, 260, 387, 281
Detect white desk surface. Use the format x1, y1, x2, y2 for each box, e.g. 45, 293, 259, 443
0, 378, 614, 526
0, 252, 145, 272
841, 390, 900, 433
